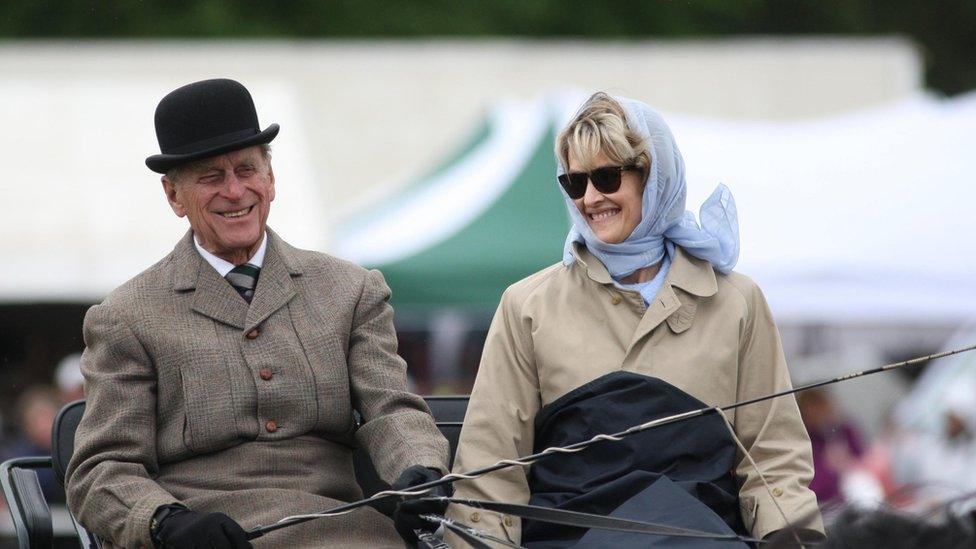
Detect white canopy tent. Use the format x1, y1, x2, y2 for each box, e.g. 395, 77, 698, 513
663, 92, 976, 324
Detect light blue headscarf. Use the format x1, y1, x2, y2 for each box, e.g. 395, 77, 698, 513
560, 96, 740, 277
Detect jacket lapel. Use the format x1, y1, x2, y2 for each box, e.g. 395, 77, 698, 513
572, 245, 682, 352
627, 286, 682, 350
244, 230, 299, 332
192, 266, 249, 329
618, 247, 719, 356
169, 231, 249, 329
175, 230, 303, 331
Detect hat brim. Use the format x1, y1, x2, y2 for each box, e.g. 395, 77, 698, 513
145, 124, 279, 174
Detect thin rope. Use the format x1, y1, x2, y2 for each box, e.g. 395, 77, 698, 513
424, 515, 527, 549
246, 343, 976, 539
267, 410, 702, 527
445, 496, 764, 543
718, 407, 805, 547
272, 487, 436, 523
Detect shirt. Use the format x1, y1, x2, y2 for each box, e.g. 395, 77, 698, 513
613, 252, 673, 306
193, 232, 268, 276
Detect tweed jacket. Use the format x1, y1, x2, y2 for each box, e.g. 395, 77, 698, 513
66, 229, 449, 548
445, 244, 824, 546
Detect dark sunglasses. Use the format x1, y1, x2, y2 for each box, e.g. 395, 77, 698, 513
557, 165, 637, 199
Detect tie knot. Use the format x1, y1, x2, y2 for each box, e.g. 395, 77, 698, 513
226, 263, 260, 302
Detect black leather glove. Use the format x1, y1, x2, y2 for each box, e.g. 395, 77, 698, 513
151, 504, 253, 549
392, 465, 453, 543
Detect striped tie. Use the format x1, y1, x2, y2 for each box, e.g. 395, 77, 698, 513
226, 263, 260, 303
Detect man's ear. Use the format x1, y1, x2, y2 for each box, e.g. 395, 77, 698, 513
267, 164, 276, 203
162, 176, 187, 217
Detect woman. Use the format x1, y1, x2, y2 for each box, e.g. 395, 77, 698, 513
443, 93, 824, 547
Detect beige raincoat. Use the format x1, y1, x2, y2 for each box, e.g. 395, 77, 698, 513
445, 244, 824, 545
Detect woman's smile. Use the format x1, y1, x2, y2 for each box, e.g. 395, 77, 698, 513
588, 208, 621, 222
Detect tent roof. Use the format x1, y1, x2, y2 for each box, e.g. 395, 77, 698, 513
335, 100, 568, 310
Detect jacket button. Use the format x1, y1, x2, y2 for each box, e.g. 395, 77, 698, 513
259, 368, 273, 381
772, 487, 783, 497
246, 328, 260, 340
470, 512, 481, 523
503, 516, 514, 527
610, 294, 622, 305
265, 420, 277, 433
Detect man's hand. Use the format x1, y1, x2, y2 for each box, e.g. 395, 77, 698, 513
392, 465, 452, 543
152, 505, 252, 549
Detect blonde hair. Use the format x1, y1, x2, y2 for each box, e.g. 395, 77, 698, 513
555, 92, 651, 175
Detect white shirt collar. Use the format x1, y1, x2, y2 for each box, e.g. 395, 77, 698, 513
193, 232, 268, 277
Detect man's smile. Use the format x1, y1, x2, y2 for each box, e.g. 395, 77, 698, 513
217, 205, 254, 219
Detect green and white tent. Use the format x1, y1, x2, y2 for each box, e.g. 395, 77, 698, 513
335, 100, 571, 313
336, 92, 976, 325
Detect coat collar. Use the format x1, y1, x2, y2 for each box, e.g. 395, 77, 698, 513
571, 242, 718, 299
171, 228, 302, 330
665, 247, 718, 299
572, 242, 719, 344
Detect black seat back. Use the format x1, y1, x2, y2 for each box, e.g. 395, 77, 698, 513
48, 400, 101, 549
0, 456, 55, 549
352, 395, 469, 515
52, 399, 86, 488
422, 395, 467, 461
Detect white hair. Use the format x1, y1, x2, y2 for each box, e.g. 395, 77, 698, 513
164, 143, 272, 183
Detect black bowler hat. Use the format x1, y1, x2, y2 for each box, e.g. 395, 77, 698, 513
145, 78, 279, 174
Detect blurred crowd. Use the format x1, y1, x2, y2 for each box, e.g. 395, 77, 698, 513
0, 352, 85, 511
798, 385, 976, 517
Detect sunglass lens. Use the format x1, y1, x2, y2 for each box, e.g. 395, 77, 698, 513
590, 167, 623, 194
558, 173, 589, 199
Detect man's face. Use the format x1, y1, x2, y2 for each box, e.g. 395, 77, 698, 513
162, 146, 275, 264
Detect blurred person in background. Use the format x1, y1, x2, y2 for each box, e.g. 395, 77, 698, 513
55, 352, 85, 403
65, 78, 449, 549
796, 389, 868, 505
0, 385, 64, 504
426, 93, 824, 547
858, 411, 903, 504
904, 382, 976, 499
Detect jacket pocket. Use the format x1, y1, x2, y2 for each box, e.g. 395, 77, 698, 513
289, 302, 352, 433
179, 347, 242, 454
739, 493, 759, 535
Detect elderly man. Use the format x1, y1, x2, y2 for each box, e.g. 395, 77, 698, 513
66, 78, 449, 548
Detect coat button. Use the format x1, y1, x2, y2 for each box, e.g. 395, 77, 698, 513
265, 420, 277, 433
772, 487, 783, 497
246, 328, 260, 340
610, 294, 622, 305
503, 516, 514, 527
470, 512, 481, 523
259, 368, 273, 381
